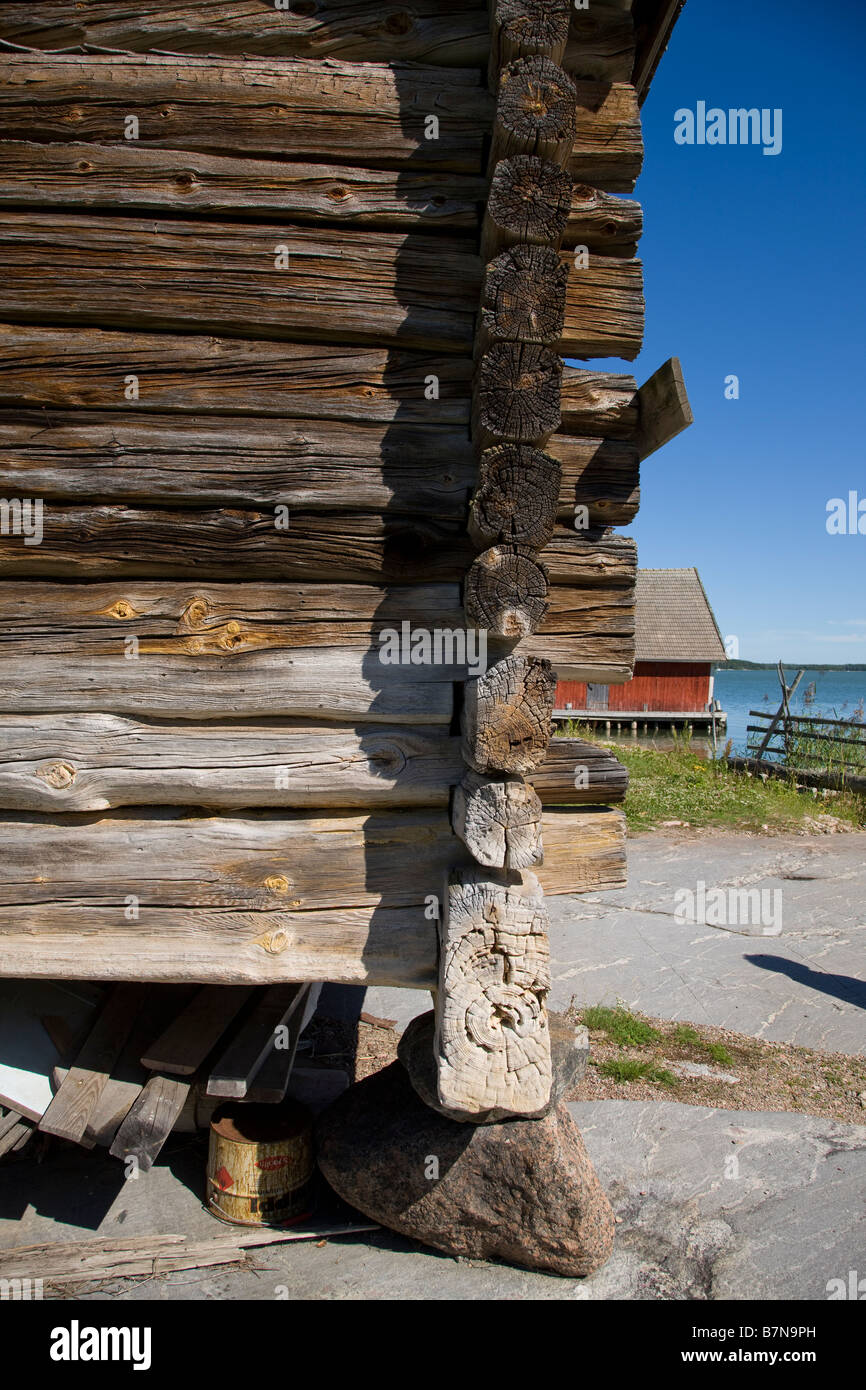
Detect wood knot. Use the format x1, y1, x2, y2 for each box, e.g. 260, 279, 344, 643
77, 160, 93, 172
36, 760, 75, 790
257, 928, 290, 956
264, 875, 290, 895
102, 598, 138, 620
328, 185, 350, 201
181, 596, 210, 629
384, 11, 412, 34
175, 172, 196, 188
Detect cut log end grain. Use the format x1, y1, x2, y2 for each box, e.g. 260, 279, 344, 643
483, 155, 574, 259
464, 545, 549, 639
491, 56, 578, 168
491, 0, 572, 78
473, 341, 562, 449
435, 868, 552, 1118
469, 444, 561, 550
480, 243, 568, 349
452, 770, 543, 871
461, 654, 557, 775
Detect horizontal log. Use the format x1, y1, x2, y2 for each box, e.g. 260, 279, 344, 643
0, 719, 626, 812
0, 807, 626, 985
0, 2, 492, 65
559, 252, 644, 360
0, 55, 489, 173
462, 655, 556, 776
0, 139, 637, 252
0, 2, 634, 82
0, 411, 476, 514
0, 575, 633, 713
567, 82, 643, 192
0, 212, 480, 352
0, 508, 635, 585
478, 244, 569, 352
0, 324, 475, 426
0, 214, 639, 357
565, 3, 635, 84
0, 416, 637, 531
0, 55, 638, 190
0, 142, 486, 231
559, 367, 639, 437
469, 445, 561, 550
547, 435, 640, 527
0, 327, 641, 453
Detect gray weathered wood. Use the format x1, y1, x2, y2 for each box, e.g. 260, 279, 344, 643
464, 544, 549, 638
0, 324, 474, 425
435, 869, 552, 1117
0, 411, 475, 514
0, 325, 639, 437
0, 2, 491, 65
0, 142, 486, 230
207, 985, 306, 1100
0, 55, 489, 173
634, 356, 693, 460
37, 985, 146, 1143
566, 82, 643, 192
109, 1074, 189, 1171
490, 56, 577, 169
0, 809, 626, 986
0, 511, 635, 586
141, 986, 253, 1075
0, 717, 626, 812
452, 771, 543, 870
0, 212, 480, 352
462, 655, 557, 775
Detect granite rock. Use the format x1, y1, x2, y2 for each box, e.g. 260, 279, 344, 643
316, 1059, 614, 1278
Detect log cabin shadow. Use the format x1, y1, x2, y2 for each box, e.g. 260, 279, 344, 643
351, 65, 490, 1024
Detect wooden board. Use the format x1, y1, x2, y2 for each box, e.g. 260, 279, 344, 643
207, 984, 306, 1099
140, 986, 253, 1075
0, 809, 626, 986
0, 979, 103, 1120
108, 1074, 190, 1171
38, 984, 146, 1142
634, 356, 693, 460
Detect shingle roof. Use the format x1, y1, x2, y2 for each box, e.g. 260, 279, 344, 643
635, 569, 726, 662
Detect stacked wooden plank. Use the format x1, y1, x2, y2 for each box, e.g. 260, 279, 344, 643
0, 2, 688, 1027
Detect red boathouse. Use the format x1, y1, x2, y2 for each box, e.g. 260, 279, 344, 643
556, 569, 727, 727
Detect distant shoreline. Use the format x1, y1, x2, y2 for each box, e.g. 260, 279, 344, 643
714, 662, 866, 672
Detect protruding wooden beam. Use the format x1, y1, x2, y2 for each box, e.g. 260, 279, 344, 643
489, 56, 578, 168
478, 244, 568, 354
472, 341, 562, 449
464, 544, 549, 638
452, 771, 542, 870
461, 654, 557, 775
634, 356, 693, 461
435, 868, 552, 1118
469, 444, 561, 550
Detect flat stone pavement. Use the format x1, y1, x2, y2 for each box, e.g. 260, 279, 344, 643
1, 1101, 863, 1300
1, 830, 863, 1301
364, 829, 866, 1054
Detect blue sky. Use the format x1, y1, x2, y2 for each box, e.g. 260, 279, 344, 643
572, 0, 866, 663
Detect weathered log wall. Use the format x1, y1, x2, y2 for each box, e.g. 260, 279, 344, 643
0, 0, 683, 990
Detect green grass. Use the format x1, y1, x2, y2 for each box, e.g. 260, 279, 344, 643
672, 1023, 702, 1046
555, 723, 866, 832
596, 1058, 678, 1088
582, 1004, 660, 1047
705, 1042, 735, 1067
